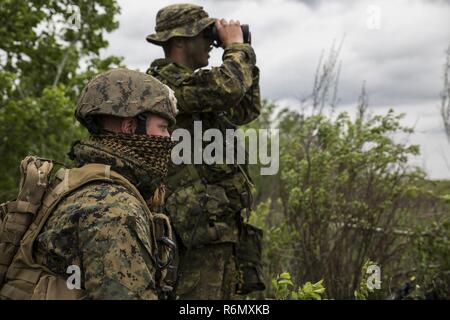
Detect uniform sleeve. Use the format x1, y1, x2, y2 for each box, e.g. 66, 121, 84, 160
76, 184, 158, 300
228, 65, 261, 125
174, 43, 257, 114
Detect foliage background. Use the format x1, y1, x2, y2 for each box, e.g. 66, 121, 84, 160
0, 0, 123, 200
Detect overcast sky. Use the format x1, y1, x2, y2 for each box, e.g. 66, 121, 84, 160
101, 0, 450, 179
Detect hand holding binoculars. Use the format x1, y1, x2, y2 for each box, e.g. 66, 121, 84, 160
204, 23, 252, 48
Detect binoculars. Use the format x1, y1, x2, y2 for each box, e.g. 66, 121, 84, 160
204, 24, 252, 48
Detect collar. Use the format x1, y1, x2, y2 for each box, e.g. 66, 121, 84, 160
149, 58, 194, 74
69, 139, 163, 199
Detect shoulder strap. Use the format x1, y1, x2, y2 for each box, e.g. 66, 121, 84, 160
150, 62, 189, 88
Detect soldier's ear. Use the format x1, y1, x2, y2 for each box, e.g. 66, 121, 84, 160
121, 117, 137, 134
172, 37, 186, 49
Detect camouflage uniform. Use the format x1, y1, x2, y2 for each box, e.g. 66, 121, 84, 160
0, 69, 178, 300
35, 182, 160, 299
147, 4, 263, 299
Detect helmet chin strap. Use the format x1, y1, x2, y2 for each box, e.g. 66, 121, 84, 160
135, 114, 148, 135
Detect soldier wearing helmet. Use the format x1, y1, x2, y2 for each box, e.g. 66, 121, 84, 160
0, 68, 178, 300
147, 4, 264, 299
72, 68, 177, 207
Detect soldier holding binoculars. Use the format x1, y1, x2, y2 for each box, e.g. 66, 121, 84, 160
147, 4, 264, 300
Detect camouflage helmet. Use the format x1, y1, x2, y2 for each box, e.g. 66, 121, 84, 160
146, 4, 215, 46
76, 68, 178, 132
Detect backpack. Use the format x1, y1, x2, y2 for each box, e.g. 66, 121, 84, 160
0, 156, 174, 300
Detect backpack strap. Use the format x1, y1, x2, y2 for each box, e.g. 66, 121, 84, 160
3, 157, 54, 215
0, 156, 54, 287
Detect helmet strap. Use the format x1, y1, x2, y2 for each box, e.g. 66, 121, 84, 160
136, 114, 148, 135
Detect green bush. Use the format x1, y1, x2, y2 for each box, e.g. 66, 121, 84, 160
272, 272, 326, 300
246, 100, 449, 299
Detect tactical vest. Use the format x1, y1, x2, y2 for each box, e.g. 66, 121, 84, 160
0, 156, 173, 300
148, 64, 265, 295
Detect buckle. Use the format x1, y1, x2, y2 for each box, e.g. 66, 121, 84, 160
156, 236, 177, 270
0, 201, 9, 221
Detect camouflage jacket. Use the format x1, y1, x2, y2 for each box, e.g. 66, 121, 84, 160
34, 141, 163, 300
148, 43, 261, 247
